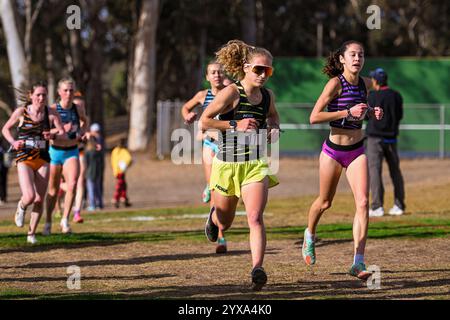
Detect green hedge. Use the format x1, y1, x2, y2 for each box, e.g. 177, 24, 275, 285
266, 57, 450, 104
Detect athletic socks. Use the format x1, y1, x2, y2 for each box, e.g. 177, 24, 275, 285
354, 254, 365, 265
305, 228, 315, 242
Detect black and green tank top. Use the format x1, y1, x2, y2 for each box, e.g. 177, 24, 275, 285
217, 82, 270, 162
15, 106, 51, 163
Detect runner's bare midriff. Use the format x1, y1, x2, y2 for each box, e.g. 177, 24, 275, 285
329, 127, 364, 146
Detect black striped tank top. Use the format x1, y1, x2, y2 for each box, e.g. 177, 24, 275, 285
217, 82, 270, 162
328, 74, 367, 130
16, 106, 51, 163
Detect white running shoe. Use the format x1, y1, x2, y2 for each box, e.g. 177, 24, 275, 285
60, 218, 72, 234
369, 207, 384, 217
27, 234, 37, 244
42, 222, 52, 236
15, 201, 26, 227
389, 205, 404, 216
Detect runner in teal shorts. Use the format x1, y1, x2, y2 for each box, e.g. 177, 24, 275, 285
43, 78, 89, 235
181, 60, 230, 254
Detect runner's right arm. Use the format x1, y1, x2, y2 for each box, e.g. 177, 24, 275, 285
181, 90, 207, 124
47, 108, 65, 139
1, 107, 25, 150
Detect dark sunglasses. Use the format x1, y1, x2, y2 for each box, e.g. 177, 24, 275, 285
245, 64, 274, 77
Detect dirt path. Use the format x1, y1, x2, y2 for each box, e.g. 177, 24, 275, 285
0, 238, 448, 299
0, 156, 449, 299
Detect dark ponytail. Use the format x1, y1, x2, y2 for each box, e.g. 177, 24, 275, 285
322, 40, 364, 78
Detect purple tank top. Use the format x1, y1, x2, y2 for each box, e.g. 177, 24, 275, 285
327, 74, 367, 130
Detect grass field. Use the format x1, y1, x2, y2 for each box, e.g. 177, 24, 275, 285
0, 181, 449, 300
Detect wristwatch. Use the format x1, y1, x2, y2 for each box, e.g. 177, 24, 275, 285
229, 120, 237, 132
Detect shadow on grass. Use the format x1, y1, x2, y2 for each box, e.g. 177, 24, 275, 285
0, 229, 206, 253
129, 275, 450, 300
0, 273, 174, 284
0, 219, 448, 254
1, 270, 449, 300
6, 250, 249, 269
4, 276, 449, 300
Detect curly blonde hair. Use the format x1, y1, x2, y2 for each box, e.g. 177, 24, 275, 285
215, 40, 272, 81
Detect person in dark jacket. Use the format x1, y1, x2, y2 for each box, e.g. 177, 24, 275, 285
366, 68, 405, 217
85, 138, 104, 211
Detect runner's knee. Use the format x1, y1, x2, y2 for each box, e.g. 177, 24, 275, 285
247, 210, 264, 228
47, 183, 59, 196
319, 199, 332, 212
33, 194, 45, 205
65, 180, 78, 193
22, 192, 36, 206
214, 207, 233, 230
355, 197, 369, 211
33, 200, 44, 211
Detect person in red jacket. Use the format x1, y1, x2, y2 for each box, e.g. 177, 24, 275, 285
111, 138, 133, 208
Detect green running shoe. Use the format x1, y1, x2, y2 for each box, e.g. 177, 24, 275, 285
216, 237, 227, 254
302, 228, 316, 265
349, 262, 373, 280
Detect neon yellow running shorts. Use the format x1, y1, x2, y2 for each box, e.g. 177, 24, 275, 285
209, 157, 279, 198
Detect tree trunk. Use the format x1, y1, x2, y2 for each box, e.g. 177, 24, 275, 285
241, 0, 257, 45
24, 0, 44, 71
76, 1, 107, 131
126, 1, 139, 114
85, 39, 104, 128
128, 0, 159, 151
45, 37, 55, 103
69, 29, 84, 92
0, 100, 12, 116
0, 0, 29, 98
196, 27, 207, 91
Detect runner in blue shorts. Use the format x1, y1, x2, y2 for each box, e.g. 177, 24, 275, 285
181, 60, 230, 253
43, 78, 89, 235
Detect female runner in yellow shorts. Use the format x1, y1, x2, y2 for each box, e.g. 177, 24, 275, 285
200, 40, 281, 291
